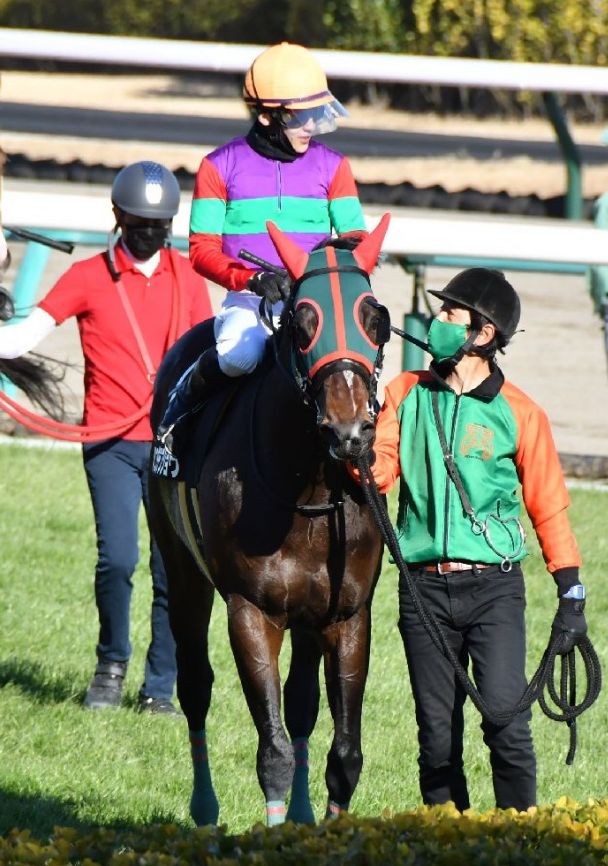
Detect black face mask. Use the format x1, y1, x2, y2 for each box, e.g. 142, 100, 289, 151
123, 225, 168, 260
246, 117, 299, 163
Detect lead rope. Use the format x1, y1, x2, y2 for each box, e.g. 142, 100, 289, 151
0, 248, 183, 441
355, 452, 602, 764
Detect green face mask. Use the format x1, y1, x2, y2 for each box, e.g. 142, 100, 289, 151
427, 318, 468, 362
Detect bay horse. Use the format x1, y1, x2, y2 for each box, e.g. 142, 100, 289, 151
148, 215, 391, 827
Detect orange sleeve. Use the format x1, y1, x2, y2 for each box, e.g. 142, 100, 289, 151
189, 158, 255, 291
348, 372, 422, 494
503, 381, 581, 572
328, 156, 360, 200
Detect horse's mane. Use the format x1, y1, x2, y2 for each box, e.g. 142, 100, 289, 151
0, 353, 66, 420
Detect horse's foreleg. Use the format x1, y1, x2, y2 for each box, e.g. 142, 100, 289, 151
322, 605, 371, 818
284, 627, 322, 824
227, 594, 293, 826
160, 530, 218, 826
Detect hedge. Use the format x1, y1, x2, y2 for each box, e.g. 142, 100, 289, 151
2, 799, 608, 866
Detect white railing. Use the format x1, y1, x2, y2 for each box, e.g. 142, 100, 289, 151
2, 28, 608, 95
4, 184, 608, 267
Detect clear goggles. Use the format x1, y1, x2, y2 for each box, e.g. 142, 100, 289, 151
278, 99, 348, 135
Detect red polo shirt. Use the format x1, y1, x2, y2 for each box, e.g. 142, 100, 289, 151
39, 244, 212, 440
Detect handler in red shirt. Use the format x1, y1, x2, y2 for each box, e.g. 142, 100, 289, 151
0, 161, 212, 713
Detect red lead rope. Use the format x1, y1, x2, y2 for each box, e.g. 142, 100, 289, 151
0, 248, 183, 443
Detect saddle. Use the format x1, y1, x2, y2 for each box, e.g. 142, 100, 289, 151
151, 385, 239, 487
150, 318, 232, 486
151, 317, 279, 487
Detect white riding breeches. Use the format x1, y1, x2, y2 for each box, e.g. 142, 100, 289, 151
214, 291, 282, 377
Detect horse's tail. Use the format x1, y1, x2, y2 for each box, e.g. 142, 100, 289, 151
0, 353, 66, 420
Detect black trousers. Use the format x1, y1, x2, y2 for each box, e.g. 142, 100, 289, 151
398, 563, 536, 811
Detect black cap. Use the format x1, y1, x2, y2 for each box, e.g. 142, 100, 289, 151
428, 268, 521, 339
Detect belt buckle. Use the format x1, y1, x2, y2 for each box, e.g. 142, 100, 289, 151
437, 562, 451, 575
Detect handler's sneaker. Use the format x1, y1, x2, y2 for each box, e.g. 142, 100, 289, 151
83, 658, 127, 710
138, 695, 183, 716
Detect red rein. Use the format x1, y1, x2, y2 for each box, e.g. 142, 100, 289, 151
0, 248, 183, 443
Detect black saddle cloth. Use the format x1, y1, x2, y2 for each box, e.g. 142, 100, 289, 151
151, 318, 240, 487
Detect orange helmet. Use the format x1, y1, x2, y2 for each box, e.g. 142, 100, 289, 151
244, 42, 347, 134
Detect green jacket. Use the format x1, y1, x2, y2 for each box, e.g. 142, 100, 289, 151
371, 365, 580, 572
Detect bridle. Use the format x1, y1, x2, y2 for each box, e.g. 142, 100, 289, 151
260, 262, 386, 422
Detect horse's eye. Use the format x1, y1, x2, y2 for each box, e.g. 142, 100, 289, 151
294, 304, 319, 351
359, 299, 391, 346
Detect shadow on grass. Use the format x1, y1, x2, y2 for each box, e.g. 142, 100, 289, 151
0, 656, 83, 705
0, 789, 185, 839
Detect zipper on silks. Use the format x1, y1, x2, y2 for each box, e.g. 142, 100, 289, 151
276, 162, 282, 211
442, 393, 461, 559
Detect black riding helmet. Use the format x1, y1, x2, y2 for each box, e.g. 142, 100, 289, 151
428, 268, 521, 340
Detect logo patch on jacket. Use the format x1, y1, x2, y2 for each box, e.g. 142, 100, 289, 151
459, 424, 494, 461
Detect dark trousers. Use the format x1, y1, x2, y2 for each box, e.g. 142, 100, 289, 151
83, 439, 176, 700
398, 564, 536, 811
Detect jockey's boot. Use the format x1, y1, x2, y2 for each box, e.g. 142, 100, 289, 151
157, 347, 227, 449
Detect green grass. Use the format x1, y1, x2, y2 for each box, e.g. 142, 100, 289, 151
0, 443, 606, 838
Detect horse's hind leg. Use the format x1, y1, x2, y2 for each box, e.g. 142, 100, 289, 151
151, 504, 219, 826
284, 627, 322, 824
322, 606, 371, 818
227, 594, 294, 826
169, 567, 219, 826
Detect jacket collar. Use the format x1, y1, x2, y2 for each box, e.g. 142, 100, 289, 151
429, 359, 504, 400
113, 240, 168, 276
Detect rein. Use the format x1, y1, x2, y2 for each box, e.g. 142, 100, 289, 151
355, 452, 602, 764
247, 361, 344, 517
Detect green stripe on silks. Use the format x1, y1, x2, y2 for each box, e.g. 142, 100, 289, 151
223, 197, 332, 235
189, 729, 219, 826
286, 737, 315, 824
190, 198, 227, 235
328, 196, 366, 233
265, 800, 287, 827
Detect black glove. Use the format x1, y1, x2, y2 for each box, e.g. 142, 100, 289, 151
248, 271, 290, 305
551, 597, 587, 654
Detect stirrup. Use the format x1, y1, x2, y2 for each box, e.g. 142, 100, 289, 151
158, 424, 176, 454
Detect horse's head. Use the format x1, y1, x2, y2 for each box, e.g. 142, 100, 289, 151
267, 214, 391, 462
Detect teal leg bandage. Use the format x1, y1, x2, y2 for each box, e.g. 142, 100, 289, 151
266, 800, 286, 826
189, 729, 219, 826
325, 799, 349, 819
286, 737, 315, 824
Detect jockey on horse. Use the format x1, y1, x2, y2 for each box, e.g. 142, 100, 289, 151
157, 41, 368, 446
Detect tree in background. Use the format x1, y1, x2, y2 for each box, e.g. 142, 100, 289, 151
2, 0, 608, 117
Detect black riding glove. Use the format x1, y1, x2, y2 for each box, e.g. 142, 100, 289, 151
551, 597, 587, 654
248, 271, 291, 305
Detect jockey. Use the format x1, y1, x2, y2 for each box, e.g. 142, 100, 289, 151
157, 41, 368, 444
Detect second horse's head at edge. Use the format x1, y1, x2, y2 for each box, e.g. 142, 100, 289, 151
267, 213, 392, 462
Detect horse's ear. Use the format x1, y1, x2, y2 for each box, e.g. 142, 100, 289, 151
266, 221, 308, 280
352, 213, 391, 275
